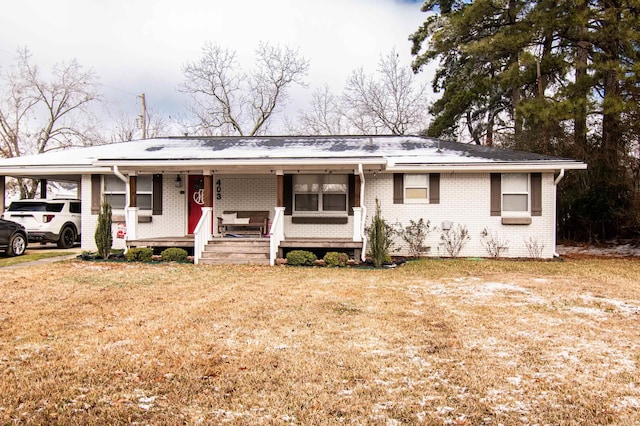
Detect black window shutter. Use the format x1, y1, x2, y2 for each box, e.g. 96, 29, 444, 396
393, 173, 404, 204
531, 173, 542, 216
490, 173, 501, 216
283, 175, 293, 216
91, 174, 101, 215
152, 174, 163, 215
429, 173, 440, 204
348, 174, 356, 216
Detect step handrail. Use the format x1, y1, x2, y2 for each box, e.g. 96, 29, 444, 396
269, 207, 285, 266
193, 207, 212, 264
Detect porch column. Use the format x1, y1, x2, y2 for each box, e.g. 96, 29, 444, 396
40, 179, 47, 199
0, 176, 5, 215
276, 171, 284, 208
352, 207, 363, 242
129, 175, 137, 208
127, 174, 139, 240
354, 175, 361, 208
203, 172, 213, 209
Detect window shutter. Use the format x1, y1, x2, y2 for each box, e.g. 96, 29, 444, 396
348, 174, 356, 216
393, 173, 404, 204
152, 174, 163, 215
283, 174, 293, 216
429, 173, 440, 204
490, 173, 501, 216
531, 173, 542, 216
91, 174, 101, 215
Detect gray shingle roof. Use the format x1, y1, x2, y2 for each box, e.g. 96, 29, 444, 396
0, 135, 585, 170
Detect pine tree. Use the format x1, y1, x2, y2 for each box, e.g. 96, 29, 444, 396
411, 0, 640, 240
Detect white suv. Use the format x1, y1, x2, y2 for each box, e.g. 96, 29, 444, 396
3, 199, 81, 248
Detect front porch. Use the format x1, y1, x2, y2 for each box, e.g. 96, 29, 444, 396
125, 235, 364, 265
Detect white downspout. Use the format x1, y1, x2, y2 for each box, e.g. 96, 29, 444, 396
358, 164, 367, 262
113, 165, 130, 212
554, 168, 565, 185
553, 169, 565, 258
358, 163, 365, 207
113, 166, 131, 248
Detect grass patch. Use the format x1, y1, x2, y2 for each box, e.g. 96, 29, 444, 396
0, 251, 73, 267
0, 258, 638, 424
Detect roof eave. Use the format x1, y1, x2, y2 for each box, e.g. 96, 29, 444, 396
387, 162, 587, 172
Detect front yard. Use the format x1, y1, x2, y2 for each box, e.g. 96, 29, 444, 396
0, 258, 638, 424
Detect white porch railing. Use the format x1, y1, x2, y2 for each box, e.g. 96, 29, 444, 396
125, 207, 139, 241
269, 207, 285, 266
193, 207, 212, 264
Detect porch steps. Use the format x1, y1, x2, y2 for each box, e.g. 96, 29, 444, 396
199, 238, 270, 265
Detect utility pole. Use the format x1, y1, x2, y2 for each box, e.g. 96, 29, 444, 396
139, 93, 147, 139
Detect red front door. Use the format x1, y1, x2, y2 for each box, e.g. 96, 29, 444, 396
188, 175, 207, 234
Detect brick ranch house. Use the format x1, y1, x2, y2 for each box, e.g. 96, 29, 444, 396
0, 135, 586, 264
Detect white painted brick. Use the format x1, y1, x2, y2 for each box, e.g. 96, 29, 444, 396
363, 173, 557, 259
80, 172, 559, 259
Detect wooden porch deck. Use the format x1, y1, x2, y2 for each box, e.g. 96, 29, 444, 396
126, 236, 363, 261
127, 237, 362, 249
127, 236, 197, 248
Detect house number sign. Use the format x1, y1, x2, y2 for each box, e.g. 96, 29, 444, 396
216, 179, 222, 200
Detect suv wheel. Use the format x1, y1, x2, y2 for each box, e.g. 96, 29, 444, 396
57, 226, 76, 249
7, 233, 26, 256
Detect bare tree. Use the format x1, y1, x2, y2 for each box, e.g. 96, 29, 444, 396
342, 49, 430, 135
290, 86, 346, 135
110, 106, 171, 142
180, 42, 309, 136
0, 48, 102, 197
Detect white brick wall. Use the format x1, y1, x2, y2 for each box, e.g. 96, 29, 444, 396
364, 172, 557, 258
80, 171, 558, 258
284, 217, 354, 239
81, 174, 187, 251
214, 174, 276, 235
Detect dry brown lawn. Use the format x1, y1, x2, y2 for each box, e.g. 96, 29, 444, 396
0, 258, 638, 425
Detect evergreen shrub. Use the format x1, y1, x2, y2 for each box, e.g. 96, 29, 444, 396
161, 247, 189, 262
125, 247, 154, 262
323, 251, 349, 267
286, 250, 317, 266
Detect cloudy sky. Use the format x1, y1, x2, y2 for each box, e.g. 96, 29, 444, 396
0, 0, 433, 134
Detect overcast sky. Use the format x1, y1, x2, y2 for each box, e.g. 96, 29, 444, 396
0, 0, 433, 134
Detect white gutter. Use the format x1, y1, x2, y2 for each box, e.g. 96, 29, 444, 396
94, 158, 386, 168
387, 162, 587, 173
553, 168, 565, 258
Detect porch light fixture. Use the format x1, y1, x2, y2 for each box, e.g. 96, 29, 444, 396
175, 175, 182, 188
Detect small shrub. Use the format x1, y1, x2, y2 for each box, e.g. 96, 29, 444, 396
480, 227, 510, 258
440, 223, 471, 258
161, 247, 189, 262
125, 247, 154, 262
286, 250, 317, 266
323, 252, 349, 267
524, 236, 545, 258
397, 218, 431, 257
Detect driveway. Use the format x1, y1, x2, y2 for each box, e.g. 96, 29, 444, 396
1, 243, 82, 269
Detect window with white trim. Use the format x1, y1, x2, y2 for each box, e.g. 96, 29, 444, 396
404, 174, 429, 203
293, 174, 347, 213
104, 175, 153, 210
502, 173, 529, 214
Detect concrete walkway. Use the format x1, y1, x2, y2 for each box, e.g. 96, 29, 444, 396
1, 246, 83, 270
